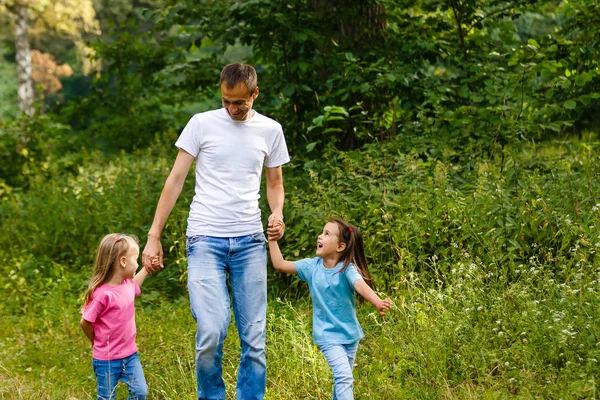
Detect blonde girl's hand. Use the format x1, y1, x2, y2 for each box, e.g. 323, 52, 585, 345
143, 237, 164, 273
377, 298, 393, 316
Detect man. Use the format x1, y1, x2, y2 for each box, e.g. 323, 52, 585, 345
142, 63, 289, 400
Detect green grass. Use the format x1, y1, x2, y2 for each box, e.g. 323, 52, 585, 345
1, 254, 599, 399
1, 133, 599, 398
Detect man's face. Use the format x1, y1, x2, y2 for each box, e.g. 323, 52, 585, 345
221, 82, 259, 121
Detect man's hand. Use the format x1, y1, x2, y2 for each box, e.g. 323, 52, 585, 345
267, 213, 285, 241
142, 236, 164, 273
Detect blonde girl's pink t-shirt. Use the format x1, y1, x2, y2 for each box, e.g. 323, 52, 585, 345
82, 279, 141, 360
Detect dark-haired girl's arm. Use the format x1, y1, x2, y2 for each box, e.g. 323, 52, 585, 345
268, 240, 297, 274
354, 280, 392, 316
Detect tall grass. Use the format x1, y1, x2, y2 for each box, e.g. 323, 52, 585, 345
1, 263, 598, 399
1, 134, 599, 398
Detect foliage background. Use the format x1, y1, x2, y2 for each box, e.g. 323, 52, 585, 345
1, 0, 599, 398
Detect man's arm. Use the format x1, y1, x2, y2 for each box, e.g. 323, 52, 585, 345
80, 318, 94, 344
265, 165, 285, 241
143, 149, 195, 272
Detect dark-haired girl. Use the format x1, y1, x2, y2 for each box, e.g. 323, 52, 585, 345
269, 218, 392, 400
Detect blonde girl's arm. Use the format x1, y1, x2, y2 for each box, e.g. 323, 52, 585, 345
80, 318, 94, 344
354, 279, 392, 316
133, 266, 149, 287
268, 240, 297, 274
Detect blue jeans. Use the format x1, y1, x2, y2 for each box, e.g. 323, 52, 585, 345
187, 233, 267, 400
320, 341, 360, 400
92, 352, 148, 400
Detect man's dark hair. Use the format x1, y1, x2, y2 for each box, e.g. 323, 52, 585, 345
220, 63, 258, 94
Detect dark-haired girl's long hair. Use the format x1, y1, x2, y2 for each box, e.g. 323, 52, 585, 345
332, 217, 376, 294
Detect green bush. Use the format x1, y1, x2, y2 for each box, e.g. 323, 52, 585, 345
0, 114, 83, 188
1, 130, 599, 397
2, 131, 599, 312
278, 135, 600, 290
0, 132, 190, 313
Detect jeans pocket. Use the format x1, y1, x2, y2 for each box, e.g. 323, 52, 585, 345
187, 235, 208, 255
250, 232, 266, 243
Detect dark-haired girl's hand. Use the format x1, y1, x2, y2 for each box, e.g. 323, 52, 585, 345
267, 217, 285, 241
376, 298, 393, 316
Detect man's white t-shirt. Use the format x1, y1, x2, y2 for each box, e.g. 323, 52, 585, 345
175, 108, 290, 237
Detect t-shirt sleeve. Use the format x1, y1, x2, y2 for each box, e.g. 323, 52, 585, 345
175, 114, 202, 157
82, 292, 107, 323
128, 279, 141, 297
265, 125, 290, 168
344, 264, 364, 287
294, 258, 314, 282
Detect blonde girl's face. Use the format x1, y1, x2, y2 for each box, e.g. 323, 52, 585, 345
121, 241, 140, 279
316, 222, 345, 258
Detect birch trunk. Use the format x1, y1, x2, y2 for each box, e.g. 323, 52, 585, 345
13, 3, 34, 116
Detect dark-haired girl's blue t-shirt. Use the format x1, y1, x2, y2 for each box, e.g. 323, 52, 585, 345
294, 257, 365, 345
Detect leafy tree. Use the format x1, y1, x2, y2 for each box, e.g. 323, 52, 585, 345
60, 1, 190, 152
140, 0, 399, 151
0, 44, 18, 118
55, 0, 599, 153
0, 0, 100, 115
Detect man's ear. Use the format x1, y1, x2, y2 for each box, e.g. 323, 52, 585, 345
252, 86, 259, 100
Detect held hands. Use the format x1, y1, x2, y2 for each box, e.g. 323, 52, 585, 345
375, 298, 393, 316
142, 236, 164, 274
267, 213, 285, 241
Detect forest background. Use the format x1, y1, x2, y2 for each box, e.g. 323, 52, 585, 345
1, 0, 599, 398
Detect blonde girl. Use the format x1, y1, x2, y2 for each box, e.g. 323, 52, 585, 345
80, 233, 149, 400
269, 217, 392, 400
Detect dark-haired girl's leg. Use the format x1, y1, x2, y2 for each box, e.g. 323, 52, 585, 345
320, 341, 360, 400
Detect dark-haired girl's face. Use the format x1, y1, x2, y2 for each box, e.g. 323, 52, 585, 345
316, 222, 345, 260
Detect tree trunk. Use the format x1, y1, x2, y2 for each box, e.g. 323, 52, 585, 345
311, 0, 386, 50
13, 3, 34, 116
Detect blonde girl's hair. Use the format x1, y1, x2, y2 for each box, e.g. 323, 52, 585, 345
82, 233, 139, 309
331, 217, 376, 293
